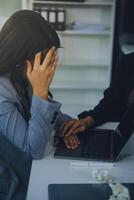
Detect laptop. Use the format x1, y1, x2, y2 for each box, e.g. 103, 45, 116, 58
48, 183, 134, 200
54, 102, 134, 162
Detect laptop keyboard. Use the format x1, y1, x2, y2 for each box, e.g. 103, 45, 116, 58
54, 129, 114, 161
80, 129, 112, 160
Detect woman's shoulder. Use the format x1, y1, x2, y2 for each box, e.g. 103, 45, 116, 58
0, 75, 18, 102
0, 75, 24, 114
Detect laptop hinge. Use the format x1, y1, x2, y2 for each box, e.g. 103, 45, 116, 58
110, 132, 114, 161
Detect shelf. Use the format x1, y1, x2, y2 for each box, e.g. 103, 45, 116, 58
22, 0, 115, 118
51, 82, 108, 90
0, 28, 111, 36
33, 1, 114, 8
57, 30, 111, 36
61, 103, 95, 109
59, 59, 110, 68
59, 104, 95, 118
60, 103, 96, 110
61, 103, 96, 109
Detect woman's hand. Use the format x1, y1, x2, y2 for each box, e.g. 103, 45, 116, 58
59, 116, 94, 138
26, 46, 57, 100
58, 116, 95, 149
63, 135, 80, 149
53, 129, 80, 150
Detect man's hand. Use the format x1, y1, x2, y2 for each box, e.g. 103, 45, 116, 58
57, 116, 94, 149
59, 116, 94, 138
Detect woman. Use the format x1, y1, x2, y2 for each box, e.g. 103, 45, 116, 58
0, 10, 70, 159
59, 52, 134, 149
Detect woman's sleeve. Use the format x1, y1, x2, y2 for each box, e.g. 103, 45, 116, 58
78, 55, 129, 126
0, 95, 61, 159
48, 99, 72, 129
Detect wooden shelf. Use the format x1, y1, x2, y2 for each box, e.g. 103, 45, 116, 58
33, 1, 114, 8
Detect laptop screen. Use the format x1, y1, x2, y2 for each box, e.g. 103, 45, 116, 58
114, 102, 134, 159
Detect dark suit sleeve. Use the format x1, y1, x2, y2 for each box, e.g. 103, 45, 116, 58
78, 55, 129, 126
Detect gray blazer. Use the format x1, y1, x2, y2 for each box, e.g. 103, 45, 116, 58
0, 74, 71, 199
0, 75, 70, 159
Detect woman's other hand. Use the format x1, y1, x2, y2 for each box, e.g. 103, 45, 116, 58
63, 135, 80, 149
26, 46, 57, 100
61, 116, 94, 149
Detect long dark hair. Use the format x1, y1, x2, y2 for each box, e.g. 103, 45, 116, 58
0, 10, 60, 75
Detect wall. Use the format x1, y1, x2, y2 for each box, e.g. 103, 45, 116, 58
0, 0, 21, 17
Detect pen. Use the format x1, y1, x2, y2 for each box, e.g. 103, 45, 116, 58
70, 161, 114, 168
70, 161, 89, 167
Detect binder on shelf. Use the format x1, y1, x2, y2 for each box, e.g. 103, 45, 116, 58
48, 9, 57, 30
36, 0, 85, 2
35, 7, 66, 31
56, 9, 66, 31
41, 10, 48, 21
34, 7, 41, 15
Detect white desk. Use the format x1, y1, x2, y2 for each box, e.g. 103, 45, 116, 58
26, 123, 134, 200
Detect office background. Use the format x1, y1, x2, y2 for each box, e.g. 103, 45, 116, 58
0, 0, 133, 117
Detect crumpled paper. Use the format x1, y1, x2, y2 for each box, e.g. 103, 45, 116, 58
92, 169, 131, 200
92, 168, 113, 183
109, 183, 130, 200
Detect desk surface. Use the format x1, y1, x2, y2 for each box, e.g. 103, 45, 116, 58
26, 123, 134, 200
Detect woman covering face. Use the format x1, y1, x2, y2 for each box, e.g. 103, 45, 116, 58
0, 10, 71, 159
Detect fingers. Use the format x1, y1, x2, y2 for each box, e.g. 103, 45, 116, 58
61, 119, 84, 138
33, 46, 56, 70
60, 119, 78, 137
65, 136, 78, 149
42, 46, 56, 67
47, 50, 58, 74
33, 52, 41, 69
59, 118, 89, 138
64, 135, 80, 150
26, 60, 32, 79
73, 126, 85, 135
65, 120, 83, 137
52, 53, 58, 68
50, 52, 58, 74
